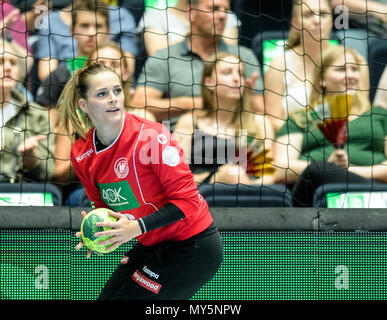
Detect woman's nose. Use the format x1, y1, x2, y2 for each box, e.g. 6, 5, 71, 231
232, 72, 241, 84
108, 91, 116, 103
312, 13, 320, 24
85, 25, 97, 37
3, 60, 12, 71
346, 67, 359, 83
216, 9, 227, 21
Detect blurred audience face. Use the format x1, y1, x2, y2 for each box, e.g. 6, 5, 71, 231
293, 0, 332, 43
0, 42, 19, 93
90, 47, 130, 81
321, 52, 360, 95
205, 55, 245, 105
191, 0, 229, 37
72, 11, 110, 56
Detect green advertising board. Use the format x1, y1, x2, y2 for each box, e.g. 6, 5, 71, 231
0, 193, 54, 206
327, 192, 387, 208
1, 229, 387, 300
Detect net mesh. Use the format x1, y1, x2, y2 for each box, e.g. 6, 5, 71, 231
0, 1, 387, 204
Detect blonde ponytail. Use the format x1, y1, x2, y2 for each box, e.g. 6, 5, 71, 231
56, 69, 89, 139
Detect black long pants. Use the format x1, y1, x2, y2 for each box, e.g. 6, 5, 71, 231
98, 223, 223, 300
292, 161, 371, 207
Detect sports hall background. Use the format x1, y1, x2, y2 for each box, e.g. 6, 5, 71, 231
1, 0, 387, 300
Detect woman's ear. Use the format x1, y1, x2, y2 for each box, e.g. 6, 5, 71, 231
291, 16, 299, 29
204, 76, 214, 90
78, 98, 88, 114
122, 66, 132, 82
320, 79, 326, 92
190, 7, 197, 24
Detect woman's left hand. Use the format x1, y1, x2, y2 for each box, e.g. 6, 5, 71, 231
94, 211, 142, 252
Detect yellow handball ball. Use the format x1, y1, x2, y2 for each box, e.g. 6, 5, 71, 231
80, 208, 118, 254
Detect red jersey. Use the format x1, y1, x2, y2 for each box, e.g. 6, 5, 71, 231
71, 113, 213, 246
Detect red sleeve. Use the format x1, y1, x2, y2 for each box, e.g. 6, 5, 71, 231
140, 123, 201, 218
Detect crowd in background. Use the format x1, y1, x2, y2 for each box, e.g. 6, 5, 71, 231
2, 0, 387, 207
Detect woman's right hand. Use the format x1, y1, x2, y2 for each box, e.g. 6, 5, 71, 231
328, 149, 349, 168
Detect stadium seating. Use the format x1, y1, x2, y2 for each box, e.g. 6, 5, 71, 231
0, 182, 62, 206
65, 187, 91, 207
198, 183, 293, 207
313, 183, 387, 208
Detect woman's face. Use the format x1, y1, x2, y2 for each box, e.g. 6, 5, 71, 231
0, 44, 19, 92
90, 47, 129, 80
294, 0, 332, 43
322, 52, 360, 95
79, 71, 125, 127
205, 55, 246, 104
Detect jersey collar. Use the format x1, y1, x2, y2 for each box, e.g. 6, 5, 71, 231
93, 112, 126, 154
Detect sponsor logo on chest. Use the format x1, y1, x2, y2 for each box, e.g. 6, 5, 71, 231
97, 180, 140, 212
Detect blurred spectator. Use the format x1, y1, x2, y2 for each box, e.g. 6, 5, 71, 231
131, 0, 264, 130
0, 1, 31, 52
9, 0, 52, 33
174, 52, 274, 185
35, 0, 111, 111
138, 0, 240, 56
273, 45, 387, 207
34, 0, 138, 83
0, 1, 35, 78
264, 0, 369, 133
0, 39, 55, 183
373, 66, 387, 109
